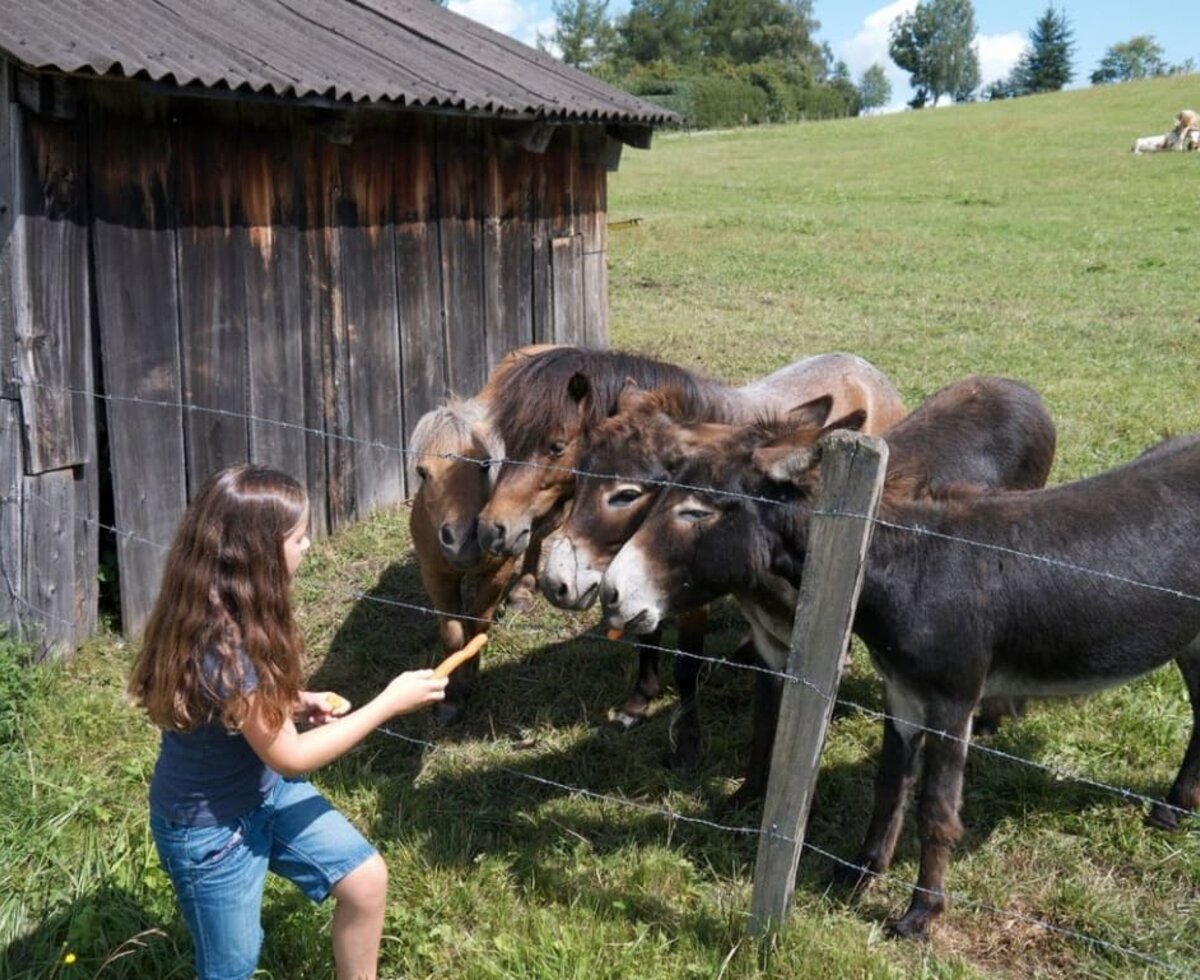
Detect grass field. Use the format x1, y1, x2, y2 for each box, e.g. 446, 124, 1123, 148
4, 75, 1200, 979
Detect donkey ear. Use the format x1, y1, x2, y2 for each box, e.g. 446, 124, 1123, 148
567, 372, 591, 404
787, 395, 834, 430
614, 377, 651, 415
753, 443, 818, 485
820, 408, 867, 437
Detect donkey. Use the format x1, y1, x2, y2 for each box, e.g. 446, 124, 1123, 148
601, 403, 1200, 939
589, 377, 1055, 790
478, 347, 905, 747
539, 365, 907, 768
408, 344, 554, 724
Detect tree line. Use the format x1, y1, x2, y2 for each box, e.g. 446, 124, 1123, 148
541, 0, 1197, 126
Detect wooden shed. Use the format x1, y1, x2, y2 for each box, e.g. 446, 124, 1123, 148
0, 0, 672, 657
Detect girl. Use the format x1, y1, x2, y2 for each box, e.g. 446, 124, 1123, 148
128, 464, 447, 980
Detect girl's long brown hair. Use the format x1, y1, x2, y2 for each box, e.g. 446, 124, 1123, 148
128, 465, 307, 734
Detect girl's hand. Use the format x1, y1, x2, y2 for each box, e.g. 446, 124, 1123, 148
298, 690, 352, 726
382, 670, 448, 717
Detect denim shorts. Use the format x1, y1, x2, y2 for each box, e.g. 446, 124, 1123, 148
150, 777, 378, 980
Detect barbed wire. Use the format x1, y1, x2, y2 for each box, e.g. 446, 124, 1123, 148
375, 723, 1199, 978
11, 484, 1198, 826
10, 378, 1200, 611
6, 382, 1200, 973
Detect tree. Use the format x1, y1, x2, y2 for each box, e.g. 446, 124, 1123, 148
540, 0, 616, 71
1090, 35, 1167, 84
1019, 7, 1074, 92
889, 0, 980, 107
858, 63, 891, 112
696, 0, 824, 69
614, 0, 701, 68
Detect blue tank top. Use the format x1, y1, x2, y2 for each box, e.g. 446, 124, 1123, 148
149, 649, 281, 826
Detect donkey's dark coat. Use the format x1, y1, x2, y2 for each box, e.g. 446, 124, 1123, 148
601, 386, 1200, 938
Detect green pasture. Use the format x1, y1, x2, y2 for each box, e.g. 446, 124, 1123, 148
4, 75, 1200, 979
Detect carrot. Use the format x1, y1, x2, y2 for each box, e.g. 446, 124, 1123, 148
432, 633, 489, 678
606, 628, 624, 641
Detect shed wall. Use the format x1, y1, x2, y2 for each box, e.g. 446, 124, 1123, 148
0, 67, 611, 653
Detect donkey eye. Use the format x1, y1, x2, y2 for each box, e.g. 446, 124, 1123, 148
548, 440, 568, 458
607, 487, 643, 508
676, 506, 716, 524
415, 465, 430, 481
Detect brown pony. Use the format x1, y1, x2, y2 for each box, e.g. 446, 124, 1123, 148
409, 345, 554, 723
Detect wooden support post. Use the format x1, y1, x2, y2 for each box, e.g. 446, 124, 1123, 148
748, 431, 888, 937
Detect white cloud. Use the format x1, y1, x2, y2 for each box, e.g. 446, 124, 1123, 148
975, 32, 1028, 87
836, 3, 1031, 110
448, 0, 547, 48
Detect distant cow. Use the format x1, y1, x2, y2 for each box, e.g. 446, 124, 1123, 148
1132, 108, 1200, 153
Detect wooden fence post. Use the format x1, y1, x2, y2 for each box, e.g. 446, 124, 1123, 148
748, 430, 888, 936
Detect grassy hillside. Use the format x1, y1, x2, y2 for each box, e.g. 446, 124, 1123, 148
4, 76, 1199, 979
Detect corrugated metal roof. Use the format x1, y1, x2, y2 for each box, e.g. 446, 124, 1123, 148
0, 0, 674, 124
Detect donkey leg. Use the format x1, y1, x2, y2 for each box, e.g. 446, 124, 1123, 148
669, 607, 708, 772
837, 705, 925, 892
419, 567, 469, 726
1148, 637, 1200, 830
507, 534, 545, 614
889, 697, 975, 940
726, 664, 783, 811
609, 627, 665, 729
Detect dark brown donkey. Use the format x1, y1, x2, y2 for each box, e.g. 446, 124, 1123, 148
478, 347, 905, 737
539, 366, 907, 768
601, 393, 1200, 940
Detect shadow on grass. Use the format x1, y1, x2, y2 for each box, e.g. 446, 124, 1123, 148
0, 885, 189, 980
307, 559, 1187, 939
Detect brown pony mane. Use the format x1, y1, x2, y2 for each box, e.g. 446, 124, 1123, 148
489, 347, 728, 460
410, 398, 501, 462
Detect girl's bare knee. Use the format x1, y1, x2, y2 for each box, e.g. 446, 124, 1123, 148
334, 853, 388, 912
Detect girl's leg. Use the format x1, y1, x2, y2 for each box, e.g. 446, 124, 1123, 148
330, 853, 388, 980
150, 813, 268, 980
267, 779, 385, 979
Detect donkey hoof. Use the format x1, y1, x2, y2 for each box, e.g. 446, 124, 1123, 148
831, 860, 877, 895
433, 700, 466, 727
1145, 803, 1183, 831
606, 706, 642, 730
886, 912, 933, 941
506, 586, 537, 614
669, 739, 700, 773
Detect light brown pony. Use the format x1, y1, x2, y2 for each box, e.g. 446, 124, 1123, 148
409, 344, 555, 723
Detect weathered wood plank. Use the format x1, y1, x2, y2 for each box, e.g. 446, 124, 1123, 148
296, 129, 334, 539
11, 109, 91, 473
437, 117, 487, 396
551, 235, 585, 347
0, 59, 16, 401
530, 148, 553, 345
240, 116, 308, 483
176, 110, 250, 496
90, 107, 187, 636
21, 466, 78, 661
749, 432, 888, 936
394, 113, 445, 493
336, 128, 404, 518
577, 126, 609, 348
0, 398, 23, 636
325, 166, 355, 531
483, 126, 534, 368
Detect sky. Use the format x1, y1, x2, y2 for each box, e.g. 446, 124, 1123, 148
446, 0, 1196, 111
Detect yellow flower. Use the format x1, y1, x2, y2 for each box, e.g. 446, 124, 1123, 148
63, 952, 76, 965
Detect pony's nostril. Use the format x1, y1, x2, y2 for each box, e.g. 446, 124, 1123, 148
439, 524, 456, 547
601, 583, 619, 608
553, 580, 569, 600
492, 523, 507, 544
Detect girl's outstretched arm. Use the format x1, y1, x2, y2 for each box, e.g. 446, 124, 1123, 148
242, 670, 447, 777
